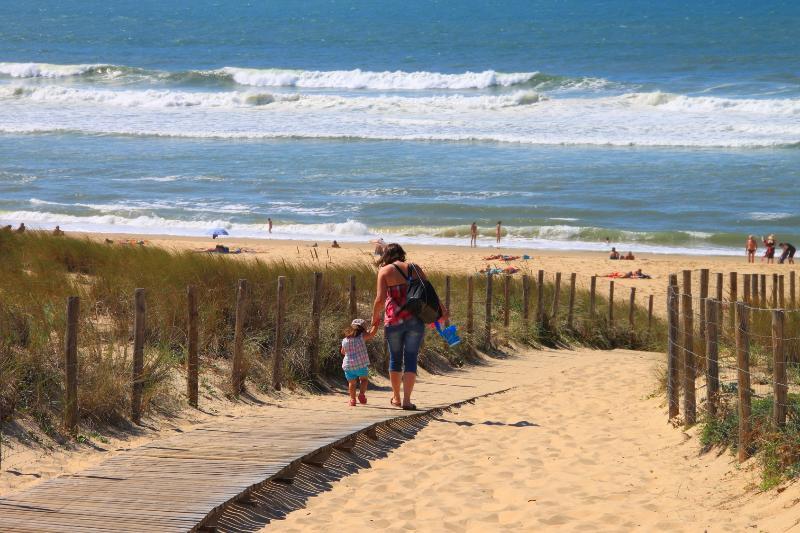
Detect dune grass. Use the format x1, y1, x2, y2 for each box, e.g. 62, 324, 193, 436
0, 231, 665, 436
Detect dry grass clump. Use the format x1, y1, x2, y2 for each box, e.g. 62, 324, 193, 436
0, 231, 664, 436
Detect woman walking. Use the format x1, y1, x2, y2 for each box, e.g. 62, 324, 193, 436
370, 243, 447, 410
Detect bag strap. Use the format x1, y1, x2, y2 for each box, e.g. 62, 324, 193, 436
392, 263, 413, 282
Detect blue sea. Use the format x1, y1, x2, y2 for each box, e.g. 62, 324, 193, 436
1, 0, 799, 254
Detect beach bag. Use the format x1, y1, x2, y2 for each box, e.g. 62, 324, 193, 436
394, 263, 442, 324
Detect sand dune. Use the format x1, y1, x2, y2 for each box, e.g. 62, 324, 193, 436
263, 349, 798, 532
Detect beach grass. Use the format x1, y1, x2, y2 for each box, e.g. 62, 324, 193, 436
0, 230, 665, 434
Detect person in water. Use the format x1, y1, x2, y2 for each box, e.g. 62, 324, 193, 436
779, 242, 796, 264
470, 222, 478, 248
746, 235, 757, 263
267, 217, 273, 234
495, 221, 502, 244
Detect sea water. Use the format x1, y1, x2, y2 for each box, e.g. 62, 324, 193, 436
1, 0, 798, 254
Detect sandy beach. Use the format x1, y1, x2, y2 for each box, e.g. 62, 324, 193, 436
263, 349, 798, 532
77, 231, 798, 316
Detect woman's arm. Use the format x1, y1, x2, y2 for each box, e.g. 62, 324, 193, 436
371, 267, 387, 328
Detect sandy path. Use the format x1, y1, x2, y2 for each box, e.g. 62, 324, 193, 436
263, 349, 797, 532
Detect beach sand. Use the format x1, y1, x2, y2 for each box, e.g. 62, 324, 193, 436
76, 231, 798, 318
262, 348, 798, 532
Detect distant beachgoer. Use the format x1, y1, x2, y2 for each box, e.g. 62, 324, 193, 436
370, 243, 448, 410
2, 225, 12, 232
340, 318, 376, 407
746, 235, 757, 263
763, 234, 776, 264
624, 251, 635, 260
332, 240, 341, 248
16, 223, 25, 233
470, 222, 478, 248
779, 242, 796, 264
372, 237, 386, 256
609, 247, 620, 260
495, 221, 502, 244
604, 237, 611, 246
268, 218, 273, 234
53, 226, 64, 236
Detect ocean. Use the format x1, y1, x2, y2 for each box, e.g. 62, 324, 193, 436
1, 0, 799, 254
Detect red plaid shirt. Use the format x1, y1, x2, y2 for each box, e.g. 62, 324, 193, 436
341, 335, 370, 370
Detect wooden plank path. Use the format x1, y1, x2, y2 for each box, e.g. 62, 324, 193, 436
0, 352, 537, 532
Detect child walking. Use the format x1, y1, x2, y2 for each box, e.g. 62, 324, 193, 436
341, 318, 376, 406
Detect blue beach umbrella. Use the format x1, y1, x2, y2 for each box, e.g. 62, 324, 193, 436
208, 228, 229, 238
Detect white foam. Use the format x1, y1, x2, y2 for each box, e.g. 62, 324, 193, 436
748, 211, 794, 221
0, 62, 108, 78
217, 67, 539, 90
0, 210, 743, 256
3, 85, 800, 147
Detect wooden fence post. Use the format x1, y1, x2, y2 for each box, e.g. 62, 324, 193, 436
648, 294, 654, 330
736, 301, 752, 462
522, 274, 530, 322
186, 285, 199, 408
791, 271, 796, 308
683, 269, 692, 298
751, 273, 758, 307
485, 273, 493, 347
628, 287, 636, 328
608, 281, 614, 325
667, 279, 680, 419
706, 299, 719, 417
349, 275, 357, 320
729, 272, 737, 331
536, 270, 545, 324
682, 271, 696, 426
466, 277, 474, 337
131, 288, 146, 423
445, 276, 451, 328
64, 296, 80, 434
567, 273, 577, 329
699, 269, 709, 358
716, 272, 724, 327
589, 275, 597, 320
503, 275, 510, 328
772, 273, 779, 308
743, 273, 751, 305
552, 272, 561, 322
272, 276, 286, 391
773, 308, 787, 427
309, 273, 323, 377
760, 274, 767, 307
779, 275, 785, 308
232, 279, 248, 393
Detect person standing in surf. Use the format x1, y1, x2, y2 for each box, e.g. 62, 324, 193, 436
370, 243, 447, 410
267, 218, 273, 234
496, 221, 502, 244
470, 222, 478, 247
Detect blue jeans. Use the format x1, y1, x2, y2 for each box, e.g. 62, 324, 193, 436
385, 318, 425, 374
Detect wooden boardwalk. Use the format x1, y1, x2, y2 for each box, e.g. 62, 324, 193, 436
0, 352, 535, 532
